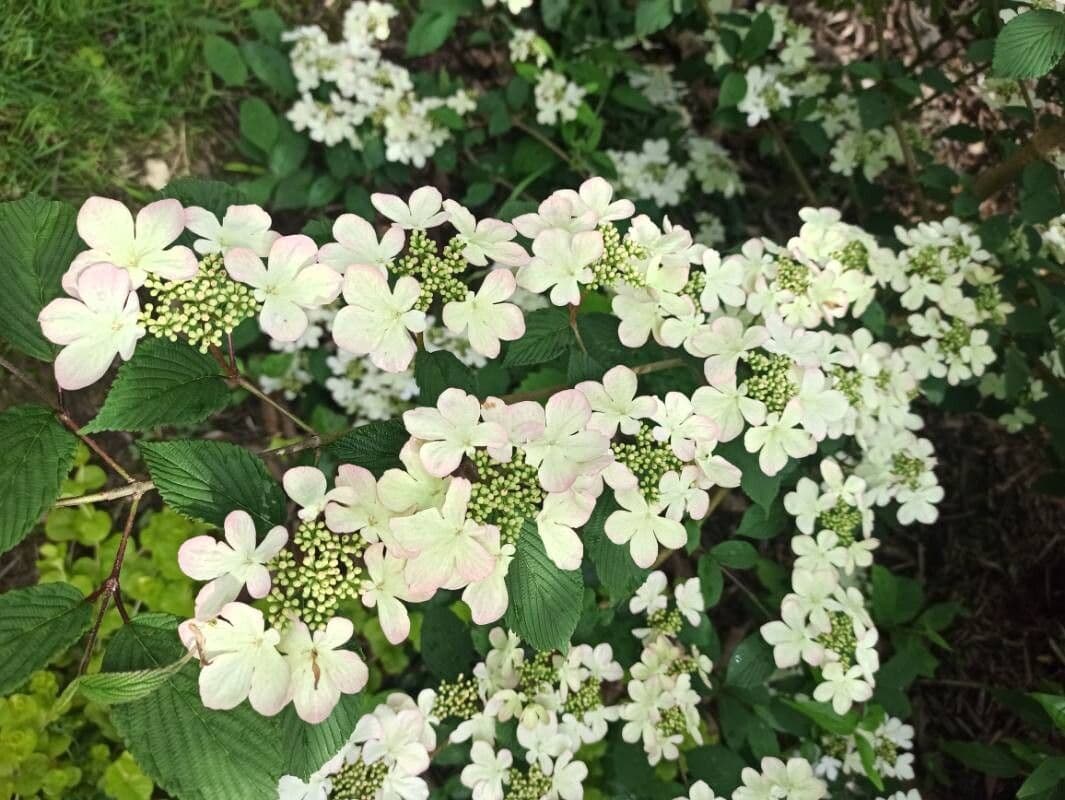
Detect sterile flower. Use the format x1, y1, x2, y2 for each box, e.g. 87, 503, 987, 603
352, 702, 432, 775
372, 186, 448, 229
535, 491, 594, 570
517, 229, 603, 306
377, 441, 449, 514
555, 176, 635, 226
674, 780, 727, 800
181, 602, 290, 716
630, 571, 669, 616
813, 662, 873, 714
575, 365, 657, 437
178, 510, 288, 619
689, 316, 768, 380
38, 262, 145, 390
333, 265, 426, 371
548, 751, 588, 800
605, 489, 687, 568
691, 372, 766, 442
66, 197, 197, 291
442, 270, 526, 358
389, 478, 497, 594
185, 204, 279, 256
283, 466, 330, 521
360, 543, 421, 644
403, 388, 508, 476
461, 742, 511, 800
674, 577, 704, 625
699, 249, 746, 312
444, 200, 529, 266
462, 527, 515, 624
225, 235, 342, 342
279, 617, 369, 723
324, 465, 397, 547
760, 599, 825, 668
521, 390, 612, 493
319, 213, 405, 272
743, 407, 817, 477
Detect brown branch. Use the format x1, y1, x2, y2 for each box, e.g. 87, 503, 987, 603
973, 121, 1065, 201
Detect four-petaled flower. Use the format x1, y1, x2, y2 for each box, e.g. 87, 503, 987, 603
332, 264, 426, 371
442, 270, 526, 358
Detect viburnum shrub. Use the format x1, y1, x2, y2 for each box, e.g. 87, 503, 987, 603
0, 175, 960, 800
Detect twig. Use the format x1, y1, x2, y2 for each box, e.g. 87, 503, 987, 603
973, 120, 1065, 200
511, 118, 589, 176
766, 118, 818, 206
0, 353, 135, 483
55, 480, 155, 508
79, 491, 143, 674
236, 375, 317, 435
721, 566, 773, 618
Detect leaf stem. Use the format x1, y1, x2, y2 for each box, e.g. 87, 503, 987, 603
236, 375, 317, 435
766, 118, 817, 206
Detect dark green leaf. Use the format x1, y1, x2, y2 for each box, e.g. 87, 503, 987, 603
239, 98, 280, 153
414, 350, 477, 405
203, 34, 247, 86
635, 0, 673, 38
503, 308, 574, 367
240, 41, 296, 97
993, 9, 1065, 79
421, 605, 475, 679
0, 583, 91, 694
740, 12, 775, 61
406, 10, 459, 57
327, 419, 408, 476
505, 521, 582, 651
711, 540, 758, 569
718, 71, 748, 108
941, 740, 1025, 778
585, 497, 647, 601
725, 634, 775, 689
783, 699, 859, 735
280, 693, 373, 780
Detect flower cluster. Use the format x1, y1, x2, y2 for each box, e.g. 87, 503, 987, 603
283, 1, 474, 166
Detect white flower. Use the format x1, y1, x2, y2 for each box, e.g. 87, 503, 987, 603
896, 473, 943, 525
66, 197, 197, 291
674, 779, 726, 800
651, 392, 718, 461
403, 388, 508, 476
389, 478, 497, 594
462, 527, 515, 624
688, 316, 767, 380
38, 262, 145, 390
442, 270, 526, 358
522, 390, 612, 493
178, 510, 288, 620
743, 407, 817, 477
333, 265, 427, 372
225, 235, 341, 342
605, 489, 687, 568
324, 464, 397, 547
517, 229, 603, 306
444, 200, 529, 266
691, 371, 766, 442
352, 702, 432, 775
783, 478, 821, 534
555, 177, 635, 226
575, 365, 657, 437
184, 204, 279, 256
377, 441, 449, 514
786, 369, 848, 441
371, 186, 447, 229
699, 249, 746, 311
674, 577, 704, 625
630, 571, 669, 616
319, 213, 405, 272
813, 662, 873, 714
536, 492, 593, 570
548, 751, 588, 800
760, 599, 825, 668
279, 617, 369, 723
180, 602, 290, 716
360, 543, 422, 644
461, 742, 512, 800
283, 466, 330, 521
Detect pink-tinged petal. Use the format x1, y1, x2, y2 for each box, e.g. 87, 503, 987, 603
76, 262, 133, 314
223, 204, 272, 233
244, 564, 272, 598
376, 596, 411, 644
332, 305, 378, 355
193, 574, 242, 620
379, 225, 405, 259
437, 387, 481, 426
292, 672, 339, 724
184, 206, 221, 239
417, 440, 464, 477
286, 264, 342, 307
267, 234, 318, 280
260, 297, 309, 342
571, 229, 605, 265
318, 617, 355, 650
369, 327, 417, 372
255, 525, 288, 561
223, 509, 257, 553
492, 303, 525, 341
441, 297, 471, 335
342, 263, 389, 305
408, 186, 443, 220
463, 576, 509, 624
53, 340, 118, 391
38, 298, 96, 345
329, 650, 369, 694
478, 268, 516, 302
137, 245, 198, 282
224, 248, 268, 288
456, 538, 496, 584
539, 521, 583, 571
333, 213, 375, 250
545, 389, 592, 433
77, 197, 134, 253
178, 535, 230, 580
283, 467, 328, 509
248, 649, 291, 716
135, 199, 185, 250
199, 651, 254, 710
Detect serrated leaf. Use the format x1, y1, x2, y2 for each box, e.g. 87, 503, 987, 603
414, 349, 477, 405
83, 339, 229, 434
505, 521, 582, 651
327, 419, 408, 476
280, 693, 373, 780
203, 34, 247, 86
0, 404, 78, 554
0, 195, 80, 360
56, 655, 192, 714
0, 583, 92, 694
104, 615, 282, 800
421, 604, 475, 679
725, 633, 775, 689
585, 497, 647, 601
142, 440, 285, 527
993, 9, 1065, 79
503, 308, 574, 367
155, 179, 249, 219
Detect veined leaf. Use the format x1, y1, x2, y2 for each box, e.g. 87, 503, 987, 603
0, 583, 91, 694
505, 520, 582, 651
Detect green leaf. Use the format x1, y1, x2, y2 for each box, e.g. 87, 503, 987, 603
155, 179, 249, 218
503, 308, 574, 367
870, 565, 924, 627
327, 419, 408, 476
1019, 756, 1065, 798
142, 440, 285, 527
505, 521, 582, 651
783, 699, 859, 735
0, 583, 92, 694
735, 500, 787, 540
710, 540, 758, 569
718, 71, 748, 108
585, 497, 647, 601
0, 404, 77, 554
725, 633, 775, 689
203, 34, 247, 86
83, 339, 229, 434
104, 615, 282, 800
857, 89, 893, 130
697, 555, 724, 608
1031, 692, 1065, 731
740, 11, 775, 61
993, 9, 1065, 79
406, 10, 459, 57
239, 98, 279, 153
854, 733, 885, 790
414, 349, 477, 405
941, 740, 1024, 778
100, 752, 154, 800
635, 0, 673, 38
0, 195, 80, 360
421, 605, 475, 680
280, 693, 372, 780
56, 656, 192, 714
240, 41, 296, 97
686, 745, 746, 794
